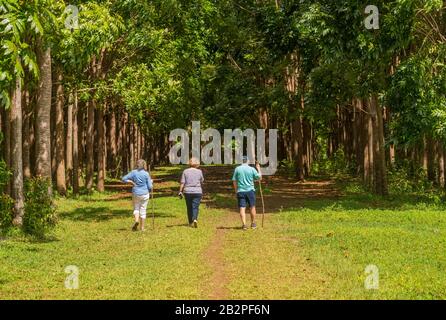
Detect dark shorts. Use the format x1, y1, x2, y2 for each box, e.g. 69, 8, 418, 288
237, 190, 256, 208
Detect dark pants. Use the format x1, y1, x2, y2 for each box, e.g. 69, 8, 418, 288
184, 193, 202, 224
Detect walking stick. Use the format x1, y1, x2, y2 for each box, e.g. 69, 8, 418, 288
151, 187, 155, 230
149, 165, 155, 230
256, 162, 266, 228
259, 179, 265, 228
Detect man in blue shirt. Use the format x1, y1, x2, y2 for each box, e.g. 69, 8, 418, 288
232, 156, 262, 230
122, 159, 153, 232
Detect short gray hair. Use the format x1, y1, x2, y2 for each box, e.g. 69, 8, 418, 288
136, 159, 147, 170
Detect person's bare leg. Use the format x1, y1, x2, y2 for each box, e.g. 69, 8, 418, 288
132, 213, 140, 231
140, 218, 146, 231
250, 206, 257, 224
239, 207, 247, 227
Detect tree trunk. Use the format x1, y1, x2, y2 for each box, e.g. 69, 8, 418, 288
97, 105, 106, 192
66, 91, 74, 189
85, 55, 97, 192
22, 83, 32, 179
438, 142, 445, 188
72, 91, 80, 194
11, 78, 24, 225
426, 136, 436, 182
370, 94, 388, 195
364, 99, 374, 187
129, 121, 135, 169
77, 99, 85, 188
285, 52, 305, 181
2, 108, 11, 195
108, 106, 117, 178
86, 99, 95, 192
55, 69, 67, 196
35, 42, 53, 187
121, 112, 128, 174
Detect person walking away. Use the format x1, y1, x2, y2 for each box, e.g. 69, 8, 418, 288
232, 156, 262, 231
179, 158, 204, 228
122, 159, 153, 232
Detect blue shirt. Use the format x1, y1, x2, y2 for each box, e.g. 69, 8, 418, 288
232, 164, 261, 193
122, 169, 153, 196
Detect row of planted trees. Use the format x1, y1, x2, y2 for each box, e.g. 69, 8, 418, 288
1, 0, 446, 229
0, 0, 170, 227
205, 0, 446, 196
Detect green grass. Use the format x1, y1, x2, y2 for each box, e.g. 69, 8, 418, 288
0, 191, 226, 299
273, 189, 446, 299
1, 171, 446, 299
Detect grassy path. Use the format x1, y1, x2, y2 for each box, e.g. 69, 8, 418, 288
1, 166, 446, 299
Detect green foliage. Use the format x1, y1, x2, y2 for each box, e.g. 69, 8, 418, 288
23, 177, 57, 238
0, 159, 11, 191
312, 149, 355, 176
0, 160, 13, 231
388, 161, 434, 194
0, 194, 13, 230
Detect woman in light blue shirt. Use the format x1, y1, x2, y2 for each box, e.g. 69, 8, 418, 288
122, 159, 153, 232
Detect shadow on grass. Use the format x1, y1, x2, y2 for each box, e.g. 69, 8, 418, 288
296, 192, 446, 212
166, 223, 190, 228
217, 226, 242, 230
208, 187, 446, 213
27, 234, 60, 244
61, 207, 176, 222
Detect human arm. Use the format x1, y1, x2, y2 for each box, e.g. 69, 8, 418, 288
179, 172, 186, 196
232, 170, 238, 193
254, 162, 262, 181
147, 173, 153, 192
232, 180, 238, 194
122, 172, 135, 186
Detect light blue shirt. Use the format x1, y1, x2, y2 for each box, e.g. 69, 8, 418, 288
232, 164, 261, 193
122, 169, 153, 196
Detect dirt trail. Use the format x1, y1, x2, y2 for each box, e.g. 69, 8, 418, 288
197, 166, 341, 299
201, 211, 233, 299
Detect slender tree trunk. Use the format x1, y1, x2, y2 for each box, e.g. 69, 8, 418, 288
86, 99, 95, 192
285, 52, 305, 181
72, 91, 80, 194
438, 142, 445, 188
2, 107, 11, 195
364, 99, 374, 187
426, 136, 436, 182
97, 105, 106, 192
66, 91, 74, 189
11, 78, 24, 225
121, 112, 128, 174
129, 121, 135, 169
55, 69, 67, 196
86, 56, 97, 192
35, 42, 53, 188
22, 83, 32, 180
370, 94, 388, 195
108, 107, 117, 178
77, 100, 85, 187
423, 137, 428, 171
